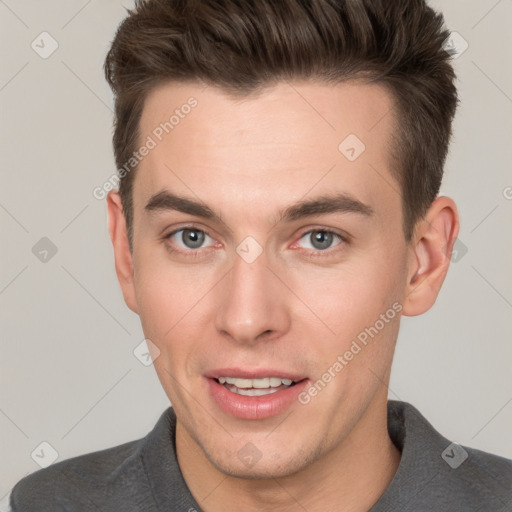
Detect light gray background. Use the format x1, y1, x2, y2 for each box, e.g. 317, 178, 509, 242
1, 0, 511, 507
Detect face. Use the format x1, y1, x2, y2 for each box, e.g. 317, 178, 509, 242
121, 80, 413, 478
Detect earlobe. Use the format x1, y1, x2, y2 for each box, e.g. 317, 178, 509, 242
106, 191, 139, 314
402, 196, 459, 317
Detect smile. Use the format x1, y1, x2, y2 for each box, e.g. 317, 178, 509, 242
206, 371, 309, 420
217, 376, 297, 396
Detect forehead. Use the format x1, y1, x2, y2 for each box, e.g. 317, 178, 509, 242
135, 80, 398, 224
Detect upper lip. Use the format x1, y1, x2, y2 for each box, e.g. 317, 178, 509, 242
205, 368, 307, 381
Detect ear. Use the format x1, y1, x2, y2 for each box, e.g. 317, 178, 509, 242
107, 191, 139, 313
402, 196, 459, 317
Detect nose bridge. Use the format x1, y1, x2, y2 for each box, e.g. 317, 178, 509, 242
215, 250, 289, 343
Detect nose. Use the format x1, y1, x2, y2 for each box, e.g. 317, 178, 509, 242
214, 250, 291, 345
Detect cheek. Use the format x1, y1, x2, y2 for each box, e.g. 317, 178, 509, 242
132, 253, 216, 350
287, 249, 405, 379
292, 258, 403, 337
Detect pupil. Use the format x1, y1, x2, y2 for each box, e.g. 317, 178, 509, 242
311, 231, 333, 250
182, 229, 205, 249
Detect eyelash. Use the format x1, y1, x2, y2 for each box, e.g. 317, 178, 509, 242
163, 226, 348, 258
163, 226, 217, 259
292, 230, 346, 258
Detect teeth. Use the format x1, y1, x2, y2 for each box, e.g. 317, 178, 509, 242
267, 377, 282, 388
217, 376, 296, 389
232, 387, 280, 397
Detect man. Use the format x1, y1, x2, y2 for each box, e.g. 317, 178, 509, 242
10, 0, 512, 510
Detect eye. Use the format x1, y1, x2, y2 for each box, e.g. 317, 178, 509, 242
168, 228, 215, 250
297, 230, 343, 251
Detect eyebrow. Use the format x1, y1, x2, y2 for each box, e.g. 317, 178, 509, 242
279, 193, 373, 222
145, 191, 217, 219
144, 190, 373, 224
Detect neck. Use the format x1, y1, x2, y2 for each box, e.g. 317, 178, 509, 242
176, 397, 400, 512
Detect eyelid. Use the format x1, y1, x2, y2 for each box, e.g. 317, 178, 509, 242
174, 229, 213, 247
163, 222, 214, 240
296, 225, 349, 241
163, 225, 220, 253
290, 227, 349, 255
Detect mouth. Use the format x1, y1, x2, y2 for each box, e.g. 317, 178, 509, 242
216, 376, 300, 397
205, 369, 309, 420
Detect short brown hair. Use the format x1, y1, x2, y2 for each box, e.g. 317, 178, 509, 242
104, 0, 457, 242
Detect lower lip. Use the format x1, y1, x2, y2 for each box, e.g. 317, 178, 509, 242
206, 377, 309, 420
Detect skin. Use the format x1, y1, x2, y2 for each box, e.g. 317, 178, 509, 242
107, 80, 459, 511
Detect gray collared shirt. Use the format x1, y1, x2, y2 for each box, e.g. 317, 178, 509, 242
10, 401, 512, 511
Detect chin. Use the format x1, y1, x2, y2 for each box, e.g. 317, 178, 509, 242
203, 440, 322, 480
209, 457, 304, 480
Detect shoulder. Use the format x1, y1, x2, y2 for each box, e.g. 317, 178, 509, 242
9, 407, 176, 512
381, 401, 512, 511
445, 444, 512, 509
9, 438, 145, 511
